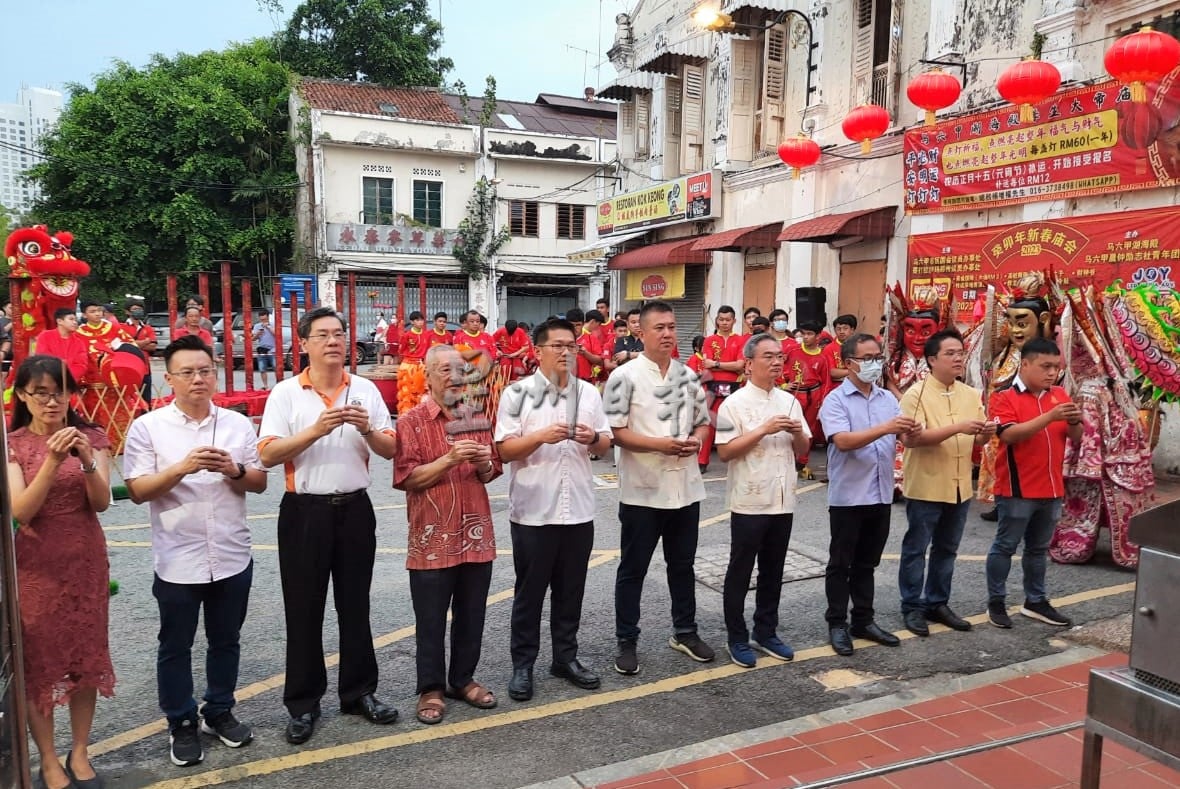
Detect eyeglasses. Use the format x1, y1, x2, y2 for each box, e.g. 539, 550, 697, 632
850, 355, 886, 363
23, 389, 67, 404
939, 350, 967, 359
169, 367, 217, 381
542, 343, 579, 352
307, 331, 347, 343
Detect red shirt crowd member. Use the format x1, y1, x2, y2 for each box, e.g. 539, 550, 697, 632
825, 315, 858, 387
427, 312, 453, 349
397, 312, 430, 363
697, 306, 747, 472
493, 319, 532, 379
741, 307, 761, 339
383, 320, 401, 364
784, 321, 831, 469
578, 310, 608, 384
34, 308, 90, 384
595, 300, 614, 350
767, 309, 799, 386
172, 306, 215, 348
393, 344, 502, 722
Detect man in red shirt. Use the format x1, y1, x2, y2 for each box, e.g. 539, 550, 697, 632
784, 320, 831, 473
452, 310, 496, 359
394, 344, 502, 724
824, 315, 857, 389
428, 312, 453, 348
595, 298, 614, 349
492, 319, 532, 380
125, 304, 158, 399
697, 306, 746, 472
985, 338, 1082, 630
35, 307, 89, 384
173, 306, 215, 347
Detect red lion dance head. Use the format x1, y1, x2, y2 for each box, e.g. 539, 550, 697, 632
4, 225, 90, 384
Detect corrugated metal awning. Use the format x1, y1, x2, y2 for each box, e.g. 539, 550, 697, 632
722, 0, 797, 12
635, 32, 711, 75
597, 72, 657, 102
608, 236, 713, 270
692, 222, 783, 251
777, 207, 898, 244
565, 229, 648, 261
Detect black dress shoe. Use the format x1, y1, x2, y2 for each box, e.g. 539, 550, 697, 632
904, 610, 930, 637
980, 507, 998, 521
829, 626, 854, 656
550, 659, 601, 690
851, 622, 901, 646
508, 667, 534, 701
926, 603, 972, 632
341, 693, 399, 724
285, 710, 320, 744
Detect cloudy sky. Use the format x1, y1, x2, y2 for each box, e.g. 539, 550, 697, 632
2, 0, 631, 102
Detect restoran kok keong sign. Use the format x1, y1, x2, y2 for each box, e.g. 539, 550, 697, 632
904, 69, 1180, 214
908, 205, 1179, 325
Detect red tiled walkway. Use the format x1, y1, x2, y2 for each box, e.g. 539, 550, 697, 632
595, 652, 1180, 789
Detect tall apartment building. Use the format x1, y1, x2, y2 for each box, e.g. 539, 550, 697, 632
0, 87, 63, 220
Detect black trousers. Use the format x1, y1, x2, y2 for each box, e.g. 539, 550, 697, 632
277, 491, 378, 717
409, 561, 493, 695
615, 502, 700, 643
723, 513, 793, 645
510, 521, 594, 669
825, 504, 891, 628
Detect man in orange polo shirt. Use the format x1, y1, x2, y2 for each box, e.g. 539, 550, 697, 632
258, 307, 399, 745
985, 338, 1082, 630
697, 306, 746, 472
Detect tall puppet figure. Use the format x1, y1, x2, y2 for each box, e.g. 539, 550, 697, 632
1050, 285, 1155, 569
4, 226, 90, 387
884, 284, 947, 492
975, 273, 1057, 519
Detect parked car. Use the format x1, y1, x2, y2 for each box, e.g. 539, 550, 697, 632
216, 313, 380, 369
144, 313, 172, 356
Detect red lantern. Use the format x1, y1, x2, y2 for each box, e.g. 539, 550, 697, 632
1105, 26, 1180, 103
1120, 102, 1163, 150
997, 58, 1060, 123
842, 104, 890, 154
906, 69, 961, 127
777, 136, 821, 179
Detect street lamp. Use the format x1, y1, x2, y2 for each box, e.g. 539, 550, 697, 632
693, 4, 816, 105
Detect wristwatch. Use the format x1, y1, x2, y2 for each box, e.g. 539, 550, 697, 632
229, 462, 247, 480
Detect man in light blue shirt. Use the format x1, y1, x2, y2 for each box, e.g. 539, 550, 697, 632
819, 333, 919, 657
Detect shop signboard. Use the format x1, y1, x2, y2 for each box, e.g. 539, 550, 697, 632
904, 69, 1180, 214
625, 265, 685, 300
597, 172, 716, 236
908, 205, 1179, 324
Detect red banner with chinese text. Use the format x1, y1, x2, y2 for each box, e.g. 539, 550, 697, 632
907, 206, 1179, 325
904, 69, 1180, 214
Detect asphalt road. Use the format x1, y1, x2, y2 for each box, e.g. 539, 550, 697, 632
57, 416, 1138, 789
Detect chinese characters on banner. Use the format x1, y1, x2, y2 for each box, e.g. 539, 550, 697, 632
597, 172, 715, 235
904, 69, 1180, 214
907, 205, 1180, 325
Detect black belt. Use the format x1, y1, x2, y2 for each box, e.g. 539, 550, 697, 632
290, 489, 368, 505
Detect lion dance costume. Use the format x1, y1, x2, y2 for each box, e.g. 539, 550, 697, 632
5, 225, 146, 453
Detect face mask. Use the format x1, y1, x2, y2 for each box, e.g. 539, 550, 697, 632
855, 359, 884, 385
772, 320, 789, 332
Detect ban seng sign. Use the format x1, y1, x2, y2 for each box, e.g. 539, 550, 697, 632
625, 265, 685, 300
904, 70, 1180, 214
908, 205, 1180, 325
597, 172, 716, 236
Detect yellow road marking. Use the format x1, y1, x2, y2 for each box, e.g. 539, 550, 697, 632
141, 579, 1135, 788
88, 552, 618, 758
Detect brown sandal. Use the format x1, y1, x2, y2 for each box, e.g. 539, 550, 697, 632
445, 680, 497, 709
416, 690, 446, 724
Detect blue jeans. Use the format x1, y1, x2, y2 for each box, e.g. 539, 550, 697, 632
899, 499, 970, 613
986, 496, 1061, 603
153, 562, 253, 726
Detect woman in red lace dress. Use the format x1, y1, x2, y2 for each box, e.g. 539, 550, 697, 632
7, 355, 114, 789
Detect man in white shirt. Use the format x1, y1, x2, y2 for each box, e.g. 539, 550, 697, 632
715, 334, 811, 668
603, 300, 713, 675
495, 319, 613, 702
258, 307, 400, 745
123, 335, 268, 768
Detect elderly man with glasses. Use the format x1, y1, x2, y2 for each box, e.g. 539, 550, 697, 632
124, 335, 268, 768
494, 319, 612, 702
258, 307, 400, 745
897, 329, 995, 637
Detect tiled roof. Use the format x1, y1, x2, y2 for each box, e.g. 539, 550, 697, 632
299, 79, 461, 124
440, 95, 617, 140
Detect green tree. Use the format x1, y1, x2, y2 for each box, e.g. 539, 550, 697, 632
26, 40, 296, 301
278, 0, 451, 85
